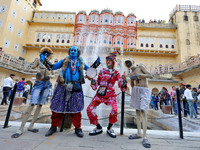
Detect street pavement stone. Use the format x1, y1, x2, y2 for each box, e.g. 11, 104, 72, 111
0, 122, 200, 150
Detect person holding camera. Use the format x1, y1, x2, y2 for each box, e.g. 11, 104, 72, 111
86, 51, 127, 138
12, 47, 54, 138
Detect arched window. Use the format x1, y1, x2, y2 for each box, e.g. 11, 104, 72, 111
165, 45, 168, 48
186, 39, 190, 45
42, 39, 45, 42
146, 43, 149, 47
117, 41, 120, 44
160, 44, 162, 48
67, 40, 70, 43
92, 15, 95, 22
140, 43, 143, 47
104, 40, 107, 44
171, 45, 174, 49
117, 16, 121, 23
151, 44, 154, 47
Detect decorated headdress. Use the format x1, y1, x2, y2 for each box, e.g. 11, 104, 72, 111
106, 50, 120, 62
106, 50, 120, 68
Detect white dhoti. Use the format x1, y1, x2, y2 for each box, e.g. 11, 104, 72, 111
130, 86, 150, 111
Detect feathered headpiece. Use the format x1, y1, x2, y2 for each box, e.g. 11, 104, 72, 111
106, 50, 120, 62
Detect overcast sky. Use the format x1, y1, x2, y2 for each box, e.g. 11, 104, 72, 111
40, 0, 200, 21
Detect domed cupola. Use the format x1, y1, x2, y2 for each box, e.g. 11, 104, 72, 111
77, 10, 87, 24
89, 10, 100, 24
127, 13, 136, 26
114, 11, 125, 25
100, 9, 113, 25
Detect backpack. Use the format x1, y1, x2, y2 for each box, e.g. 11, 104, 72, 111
17, 81, 25, 91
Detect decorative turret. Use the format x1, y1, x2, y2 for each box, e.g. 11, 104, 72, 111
127, 13, 136, 26
115, 11, 124, 16
127, 13, 135, 17
89, 10, 99, 15
77, 10, 87, 24
114, 11, 125, 26
101, 9, 113, 14
77, 10, 87, 15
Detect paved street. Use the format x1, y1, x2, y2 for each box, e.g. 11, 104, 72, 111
0, 121, 200, 150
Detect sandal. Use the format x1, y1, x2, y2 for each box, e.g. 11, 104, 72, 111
11, 133, 22, 138
142, 139, 151, 148
28, 128, 39, 133
89, 128, 103, 136
128, 134, 142, 139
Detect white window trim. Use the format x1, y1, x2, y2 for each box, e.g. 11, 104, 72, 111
20, 16, 25, 24
14, 43, 19, 51
12, 10, 17, 18
63, 14, 67, 19
15, 0, 20, 5
4, 39, 10, 48
23, 5, 27, 13
8, 23, 14, 32
1, 5, 7, 13
17, 29, 22, 38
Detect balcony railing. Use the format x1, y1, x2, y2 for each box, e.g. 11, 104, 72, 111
170, 5, 200, 18
149, 54, 200, 75
137, 23, 177, 29
0, 51, 33, 73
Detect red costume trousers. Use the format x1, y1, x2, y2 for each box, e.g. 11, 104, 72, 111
87, 95, 118, 125
51, 111, 82, 129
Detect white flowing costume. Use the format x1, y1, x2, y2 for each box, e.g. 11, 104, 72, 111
130, 86, 150, 111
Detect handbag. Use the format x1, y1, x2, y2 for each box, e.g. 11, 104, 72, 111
73, 81, 82, 92
97, 73, 114, 96
70, 68, 82, 92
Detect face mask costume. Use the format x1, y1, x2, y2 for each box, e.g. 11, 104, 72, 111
128, 63, 153, 148
39, 46, 90, 138
86, 51, 127, 138
12, 47, 54, 138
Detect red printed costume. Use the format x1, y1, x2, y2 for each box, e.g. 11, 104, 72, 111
87, 68, 127, 125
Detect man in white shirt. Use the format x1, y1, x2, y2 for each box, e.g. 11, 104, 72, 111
1, 74, 15, 105
183, 84, 197, 118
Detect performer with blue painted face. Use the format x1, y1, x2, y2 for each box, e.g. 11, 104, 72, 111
40, 46, 90, 137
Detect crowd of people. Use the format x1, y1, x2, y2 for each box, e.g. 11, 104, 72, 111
1, 75, 53, 105
138, 19, 169, 24
150, 83, 199, 119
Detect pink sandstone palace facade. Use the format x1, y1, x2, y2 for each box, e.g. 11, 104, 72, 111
74, 9, 137, 51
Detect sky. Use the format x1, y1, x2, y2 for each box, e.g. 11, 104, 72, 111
39, 0, 200, 21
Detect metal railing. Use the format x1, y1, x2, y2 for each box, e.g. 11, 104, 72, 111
149, 54, 200, 75
170, 5, 200, 19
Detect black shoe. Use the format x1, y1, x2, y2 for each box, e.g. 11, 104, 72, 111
75, 128, 84, 137
89, 128, 103, 136
45, 127, 57, 137
107, 128, 116, 138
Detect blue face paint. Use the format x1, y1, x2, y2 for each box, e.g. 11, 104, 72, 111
69, 46, 78, 59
